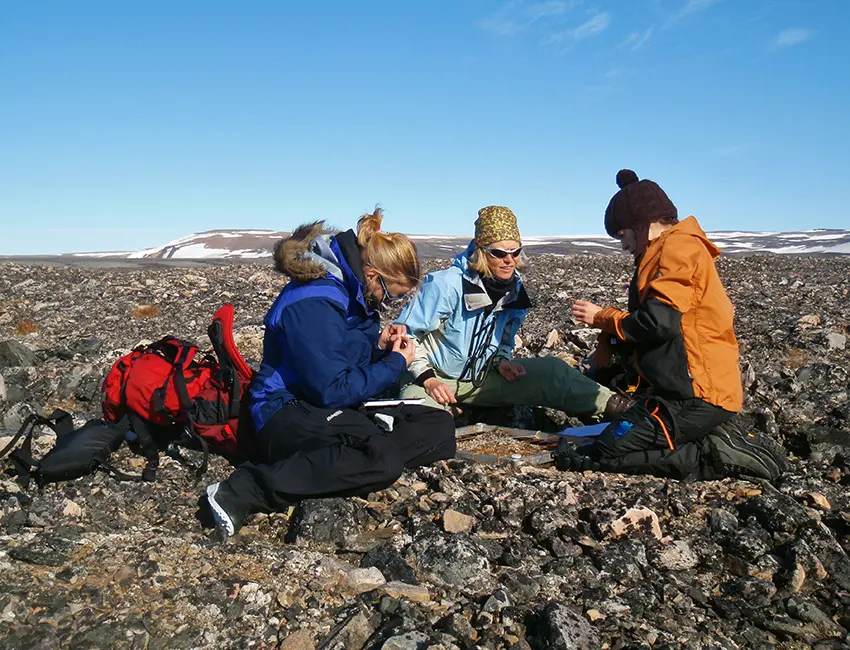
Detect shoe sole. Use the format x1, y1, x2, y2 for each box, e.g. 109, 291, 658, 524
206, 483, 235, 537
712, 427, 787, 480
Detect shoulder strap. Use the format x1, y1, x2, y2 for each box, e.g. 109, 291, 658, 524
0, 410, 74, 488
127, 413, 160, 482
209, 304, 254, 419
209, 304, 254, 381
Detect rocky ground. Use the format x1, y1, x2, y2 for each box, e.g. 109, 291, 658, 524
0, 254, 848, 650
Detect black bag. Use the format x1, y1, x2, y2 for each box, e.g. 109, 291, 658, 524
0, 410, 156, 486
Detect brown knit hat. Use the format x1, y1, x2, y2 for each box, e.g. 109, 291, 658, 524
474, 206, 522, 248
604, 169, 677, 255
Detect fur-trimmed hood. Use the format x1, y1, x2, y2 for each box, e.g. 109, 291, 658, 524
273, 221, 342, 282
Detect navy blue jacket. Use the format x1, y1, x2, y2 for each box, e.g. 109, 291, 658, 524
249, 229, 407, 432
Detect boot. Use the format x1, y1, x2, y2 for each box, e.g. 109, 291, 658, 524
707, 424, 789, 482
205, 481, 249, 538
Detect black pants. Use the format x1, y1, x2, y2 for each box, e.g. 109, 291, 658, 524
587, 397, 734, 480
223, 401, 456, 515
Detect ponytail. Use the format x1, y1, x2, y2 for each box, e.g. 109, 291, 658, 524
356, 207, 421, 288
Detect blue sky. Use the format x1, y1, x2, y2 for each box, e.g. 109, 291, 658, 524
1, 0, 848, 254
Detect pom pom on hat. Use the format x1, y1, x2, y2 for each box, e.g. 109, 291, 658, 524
616, 169, 639, 189
604, 170, 678, 256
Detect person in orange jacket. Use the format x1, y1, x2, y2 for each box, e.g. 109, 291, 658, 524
563, 169, 787, 481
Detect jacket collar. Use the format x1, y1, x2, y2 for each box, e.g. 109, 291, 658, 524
328, 230, 373, 314
453, 241, 531, 312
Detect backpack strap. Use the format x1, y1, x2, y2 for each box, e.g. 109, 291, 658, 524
209, 304, 254, 420
0, 410, 74, 488
150, 343, 196, 417
127, 413, 160, 482
170, 425, 211, 479
209, 304, 254, 380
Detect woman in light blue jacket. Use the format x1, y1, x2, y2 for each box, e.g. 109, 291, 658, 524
396, 205, 632, 421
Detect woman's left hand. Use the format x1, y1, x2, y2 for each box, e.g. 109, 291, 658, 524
379, 323, 408, 350
497, 359, 526, 382
572, 300, 602, 326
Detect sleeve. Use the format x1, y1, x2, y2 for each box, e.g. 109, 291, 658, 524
281, 297, 407, 409
395, 271, 459, 382
594, 240, 699, 345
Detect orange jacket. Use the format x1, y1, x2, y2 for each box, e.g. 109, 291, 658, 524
594, 216, 743, 412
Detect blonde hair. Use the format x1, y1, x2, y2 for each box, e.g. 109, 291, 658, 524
357, 207, 420, 287
468, 245, 526, 278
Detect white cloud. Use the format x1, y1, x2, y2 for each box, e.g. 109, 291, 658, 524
572, 13, 611, 40
547, 12, 611, 45
620, 26, 654, 51
480, 0, 579, 36
679, 0, 722, 17
663, 0, 721, 26
774, 28, 813, 48
527, 1, 577, 22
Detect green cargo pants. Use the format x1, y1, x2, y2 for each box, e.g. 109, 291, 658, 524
399, 356, 614, 419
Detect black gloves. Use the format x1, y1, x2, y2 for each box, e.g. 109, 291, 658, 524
553, 439, 599, 472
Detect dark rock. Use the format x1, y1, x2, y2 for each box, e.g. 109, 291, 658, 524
720, 576, 777, 608
709, 508, 739, 536
786, 596, 847, 639
7, 534, 75, 567
535, 601, 599, 650
0, 340, 37, 368
500, 568, 542, 601
798, 521, 850, 591
73, 371, 102, 403
439, 612, 477, 647
71, 338, 104, 356
407, 533, 495, 596
286, 498, 359, 552
741, 492, 813, 535
720, 521, 773, 563
361, 543, 418, 584
589, 539, 647, 585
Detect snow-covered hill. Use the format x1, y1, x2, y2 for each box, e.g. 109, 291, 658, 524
71, 227, 850, 260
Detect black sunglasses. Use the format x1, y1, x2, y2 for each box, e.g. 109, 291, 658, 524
484, 246, 522, 260
376, 273, 408, 302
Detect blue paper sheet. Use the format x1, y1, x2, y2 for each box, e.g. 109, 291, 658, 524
556, 422, 609, 438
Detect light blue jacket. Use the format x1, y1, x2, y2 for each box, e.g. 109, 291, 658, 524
396, 242, 531, 382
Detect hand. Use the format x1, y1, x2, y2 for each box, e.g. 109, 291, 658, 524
379, 323, 408, 350
391, 335, 416, 367
554, 442, 599, 472
572, 300, 603, 326
423, 377, 457, 404
497, 359, 526, 382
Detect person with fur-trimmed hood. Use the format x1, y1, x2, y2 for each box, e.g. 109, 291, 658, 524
395, 205, 634, 420
563, 170, 788, 481
203, 209, 456, 538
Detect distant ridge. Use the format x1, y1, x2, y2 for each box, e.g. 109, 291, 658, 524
63, 227, 850, 260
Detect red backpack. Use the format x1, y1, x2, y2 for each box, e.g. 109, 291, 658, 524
101, 304, 255, 476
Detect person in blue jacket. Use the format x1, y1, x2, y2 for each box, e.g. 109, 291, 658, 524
204, 209, 456, 537
396, 205, 634, 420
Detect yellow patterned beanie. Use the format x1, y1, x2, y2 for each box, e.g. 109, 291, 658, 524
474, 206, 521, 248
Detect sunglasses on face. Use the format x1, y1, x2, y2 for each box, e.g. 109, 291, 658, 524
375, 272, 408, 302
484, 246, 522, 260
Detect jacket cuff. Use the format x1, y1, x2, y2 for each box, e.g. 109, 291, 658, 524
386, 351, 409, 374
594, 307, 627, 339
413, 369, 436, 387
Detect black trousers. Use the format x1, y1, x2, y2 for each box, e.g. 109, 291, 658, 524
223, 402, 456, 515
588, 397, 734, 480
